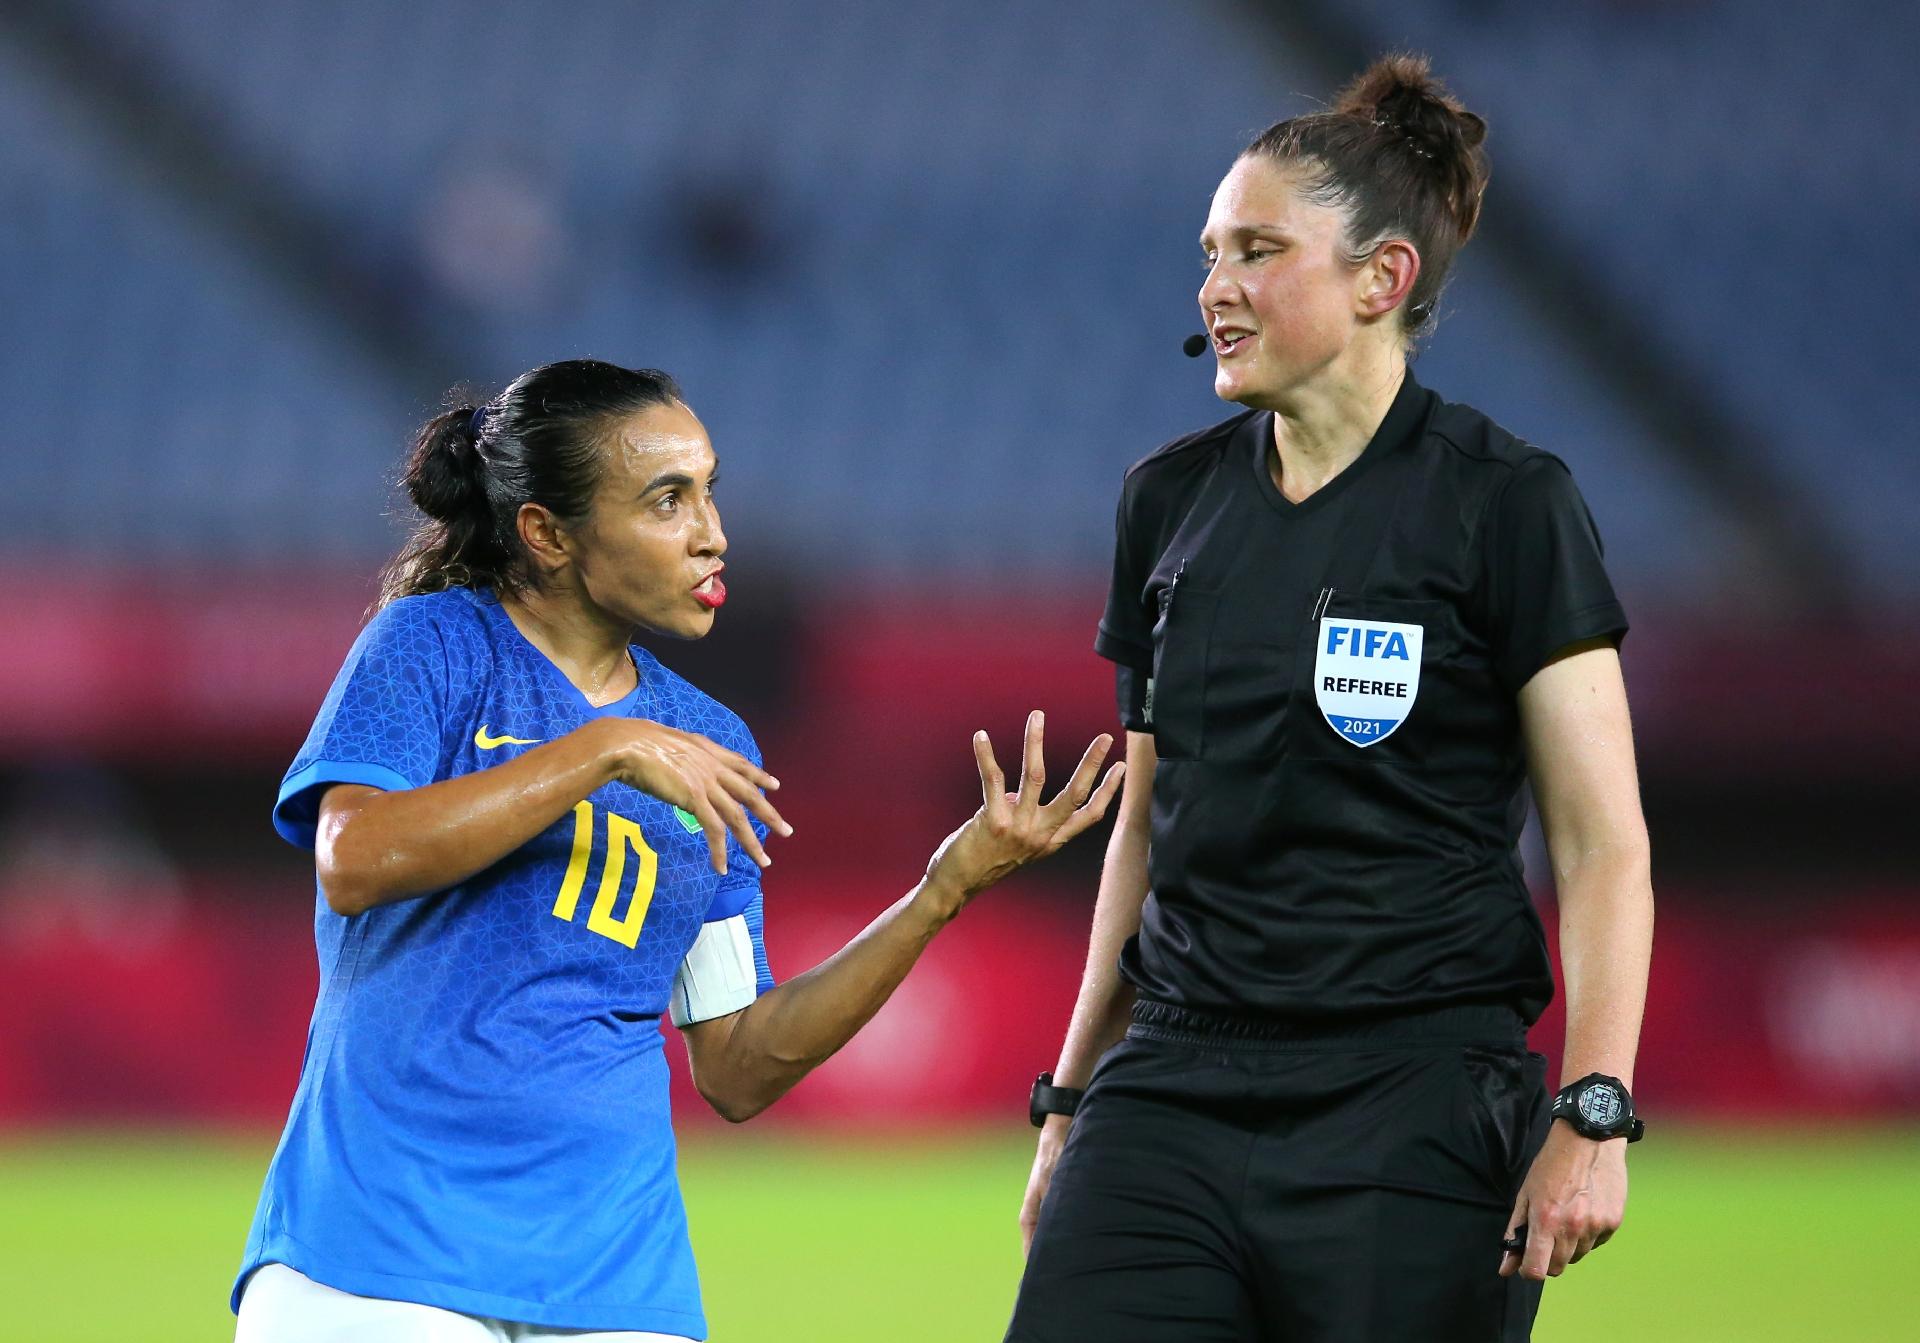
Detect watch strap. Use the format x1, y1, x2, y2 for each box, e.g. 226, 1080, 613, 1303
1030, 1072, 1085, 1128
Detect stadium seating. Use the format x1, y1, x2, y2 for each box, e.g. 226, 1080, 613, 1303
13, 0, 1897, 598
1336, 0, 1920, 599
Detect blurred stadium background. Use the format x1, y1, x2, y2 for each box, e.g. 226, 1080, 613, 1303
2, 0, 1917, 1339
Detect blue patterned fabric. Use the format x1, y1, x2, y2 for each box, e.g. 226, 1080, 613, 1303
234, 587, 770, 1338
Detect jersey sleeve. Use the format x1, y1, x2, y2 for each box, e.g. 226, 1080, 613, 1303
272, 600, 456, 848
1483, 455, 1630, 693
1095, 474, 1155, 731
667, 890, 774, 1027
741, 889, 773, 993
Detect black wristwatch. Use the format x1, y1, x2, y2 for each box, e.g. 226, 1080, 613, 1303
1029, 1072, 1085, 1128
1550, 1072, 1645, 1142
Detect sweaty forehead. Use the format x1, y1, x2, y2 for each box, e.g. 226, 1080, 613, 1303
600, 402, 714, 480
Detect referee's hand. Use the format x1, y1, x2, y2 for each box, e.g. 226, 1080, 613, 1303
1499, 1121, 1629, 1281
923, 711, 1125, 901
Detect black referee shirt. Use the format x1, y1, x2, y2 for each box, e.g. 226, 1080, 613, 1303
1096, 369, 1627, 1024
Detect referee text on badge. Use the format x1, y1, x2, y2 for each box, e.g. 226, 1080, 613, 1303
1313, 618, 1424, 747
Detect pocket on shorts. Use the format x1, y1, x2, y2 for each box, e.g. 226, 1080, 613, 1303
1458, 1045, 1549, 1194
1082, 1036, 1138, 1093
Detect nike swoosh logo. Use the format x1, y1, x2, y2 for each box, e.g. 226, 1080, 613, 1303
474, 725, 539, 750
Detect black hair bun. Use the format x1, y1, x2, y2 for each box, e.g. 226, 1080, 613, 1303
406, 404, 492, 526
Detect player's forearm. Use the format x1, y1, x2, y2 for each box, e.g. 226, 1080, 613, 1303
691, 878, 967, 1120
1553, 845, 1654, 1089
317, 722, 622, 916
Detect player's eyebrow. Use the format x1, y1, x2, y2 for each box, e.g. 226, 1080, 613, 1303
638, 459, 719, 496
639, 471, 695, 495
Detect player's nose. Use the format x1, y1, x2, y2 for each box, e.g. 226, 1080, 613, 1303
694, 500, 726, 556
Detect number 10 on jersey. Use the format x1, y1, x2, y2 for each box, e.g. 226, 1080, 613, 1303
552, 802, 659, 948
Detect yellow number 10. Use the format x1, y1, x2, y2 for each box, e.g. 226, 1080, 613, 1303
552, 802, 659, 948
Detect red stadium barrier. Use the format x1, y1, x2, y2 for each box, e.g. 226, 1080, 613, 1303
4, 573, 1917, 777
2, 880, 1916, 1128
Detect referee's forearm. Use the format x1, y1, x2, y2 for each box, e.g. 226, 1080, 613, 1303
1552, 847, 1654, 1089
1051, 801, 1152, 1089
1048, 734, 1156, 1088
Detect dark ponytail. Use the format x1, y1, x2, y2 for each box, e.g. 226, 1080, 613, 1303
379, 360, 683, 609
1244, 52, 1490, 334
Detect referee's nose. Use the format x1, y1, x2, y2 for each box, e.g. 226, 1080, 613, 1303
1198, 260, 1237, 315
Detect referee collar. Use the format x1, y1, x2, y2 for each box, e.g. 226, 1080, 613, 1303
1249, 365, 1432, 518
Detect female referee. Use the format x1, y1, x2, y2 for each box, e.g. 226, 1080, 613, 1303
232, 358, 1123, 1342
1009, 55, 1653, 1343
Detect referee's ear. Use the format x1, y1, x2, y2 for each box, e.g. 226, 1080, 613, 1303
1357, 237, 1421, 321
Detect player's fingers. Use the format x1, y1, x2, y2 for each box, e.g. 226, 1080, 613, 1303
1045, 763, 1127, 850
688, 795, 731, 874
1081, 759, 1126, 817
711, 788, 771, 869
1040, 733, 1112, 821
1013, 710, 1046, 810
973, 731, 1010, 821
693, 736, 781, 792
716, 767, 794, 837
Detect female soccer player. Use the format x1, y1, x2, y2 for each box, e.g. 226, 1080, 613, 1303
1009, 55, 1653, 1342
232, 359, 1123, 1342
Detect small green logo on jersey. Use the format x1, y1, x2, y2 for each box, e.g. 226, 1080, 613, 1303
673, 807, 703, 835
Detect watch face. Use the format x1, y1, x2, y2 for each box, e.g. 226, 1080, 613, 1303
1577, 1084, 1624, 1129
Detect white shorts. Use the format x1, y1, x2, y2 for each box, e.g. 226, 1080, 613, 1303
235, 1264, 694, 1343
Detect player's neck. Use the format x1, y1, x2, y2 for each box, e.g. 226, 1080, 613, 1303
499, 585, 637, 705
1266, 347, 1406, 504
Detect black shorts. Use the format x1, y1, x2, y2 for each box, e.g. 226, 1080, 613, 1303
1006, 1001, 1550, 1343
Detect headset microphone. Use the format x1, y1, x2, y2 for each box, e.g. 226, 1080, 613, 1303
1182, 333, 1208, 358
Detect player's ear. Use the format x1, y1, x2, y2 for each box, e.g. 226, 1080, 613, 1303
516, 502, 573, 580
1357, 237, 1420, 320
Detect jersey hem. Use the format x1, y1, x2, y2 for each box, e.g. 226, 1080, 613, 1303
1094, 626, 1151, 667
1501, 599, 1629, 692
703, 881, 762, 921
273, 760, 418, 847
234, 1245, 707, 1337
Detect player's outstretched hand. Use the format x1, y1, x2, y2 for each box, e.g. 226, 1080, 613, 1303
602, 719, 793, 873
924, 711, 1125, 901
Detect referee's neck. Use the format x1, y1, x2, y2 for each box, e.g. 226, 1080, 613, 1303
1266, 356, 1407, 502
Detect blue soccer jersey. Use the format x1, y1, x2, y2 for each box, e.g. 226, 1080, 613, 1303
234, 588, 774, 1337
